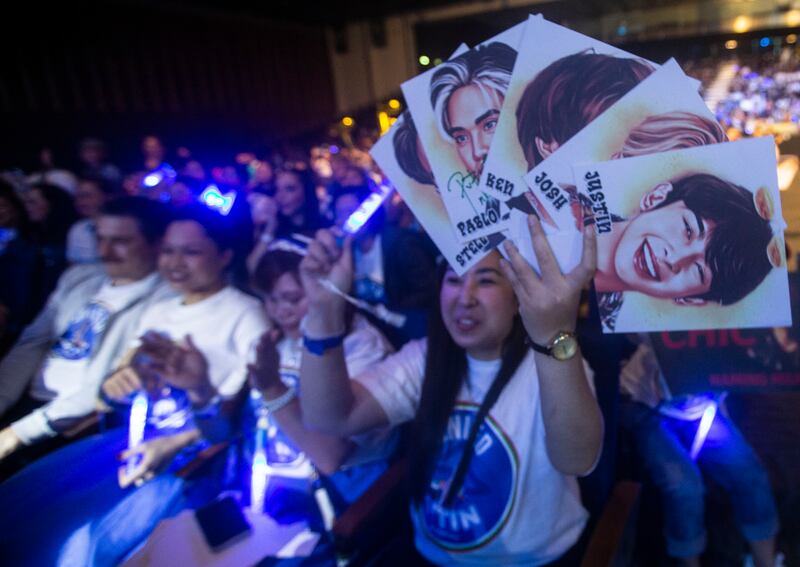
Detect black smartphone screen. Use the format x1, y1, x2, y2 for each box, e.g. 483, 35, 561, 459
194, 495, 252, 551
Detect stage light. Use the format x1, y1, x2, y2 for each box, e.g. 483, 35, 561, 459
760, 37, 771, 48
732, 15, 751, 33
388, 98, 401, 110
725, 40, 738, 50
378, 111, 391, 135
141, 163, 176, 189
342, 116, 354, 127
419, 55, 430, 66
787, 34, 798, 45
433, 57, 443, 65
786, 10, 800, 28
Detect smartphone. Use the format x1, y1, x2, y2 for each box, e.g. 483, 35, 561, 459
194, 495, 252, 552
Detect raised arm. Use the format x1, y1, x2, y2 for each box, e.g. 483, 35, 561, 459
248, 331, 352, 474
298, 230, 391, 437
501, 215, 603, 476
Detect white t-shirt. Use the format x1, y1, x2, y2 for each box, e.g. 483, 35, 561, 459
29, 273, 161, 402
66, 219, 99, 264
134, 286, 269, 398
355, 339, 591, 566
261, 315, 395, 479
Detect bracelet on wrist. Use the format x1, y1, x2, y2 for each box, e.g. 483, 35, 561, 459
261, 387, 297, 413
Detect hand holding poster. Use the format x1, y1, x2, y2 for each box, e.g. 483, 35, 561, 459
573, 136, 790, 333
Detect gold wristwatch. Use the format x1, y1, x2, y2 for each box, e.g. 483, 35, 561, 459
526, 331, 578, 361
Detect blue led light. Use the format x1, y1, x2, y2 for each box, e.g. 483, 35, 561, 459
342, 185, 393, 235
689, 400, 718, 459
199, 185, 237, 216
759, 37, 771, 47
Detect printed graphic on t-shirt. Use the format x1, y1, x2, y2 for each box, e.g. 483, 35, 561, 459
420, 403, 519, 551
52, 302, 111, 360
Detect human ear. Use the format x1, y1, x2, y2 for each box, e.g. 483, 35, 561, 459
673, 296, 706, 306
640, 182, 674, 211
534, 137, 560, 160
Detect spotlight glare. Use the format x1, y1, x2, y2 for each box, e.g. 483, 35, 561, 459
732, 15, 751, 34
725, 39, 738, 50
388, 98, 401, 110
342, 116, 354, 127
419, 55, 430, 66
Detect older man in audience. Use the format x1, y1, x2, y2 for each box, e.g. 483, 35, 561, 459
0, 197, 174, 472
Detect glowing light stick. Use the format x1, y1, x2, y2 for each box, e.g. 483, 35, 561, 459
199, 184, 237, 216
311, 471, 336, 532
689, 399, 718, 460
127, 391, 149, 475
341, 184, 393, 236
141, 164, 177, 188
250, 411, 270, 514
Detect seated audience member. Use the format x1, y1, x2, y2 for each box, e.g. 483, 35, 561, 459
296, 218, 602, 565
330, 183, 438, 348
0, 180, 39, 354
245, 247, 396, 521
67, 176, 120, 264
619, 338, 781, 567
23, 182, 79, 301
0, 197, 172, 474
0, 204, 268, 567
77, 137, 122, 188
247, 165, 330, 273
26, 146, 79, 195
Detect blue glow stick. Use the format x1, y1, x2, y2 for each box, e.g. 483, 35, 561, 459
127, 391, 149, 474
689, 400, 718, 460
250, 413, 270, 514
341, 184, 393, 236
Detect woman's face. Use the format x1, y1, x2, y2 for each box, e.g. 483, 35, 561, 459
264, 272, 308, 337
248, 193, 277, 226
158, 220, 231, 297
22, 188, 49, 223
439, 252, 518, 360
274, 172, 306, 218
74, 180, 106, 218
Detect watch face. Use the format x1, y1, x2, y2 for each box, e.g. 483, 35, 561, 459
551, 333, 578, 361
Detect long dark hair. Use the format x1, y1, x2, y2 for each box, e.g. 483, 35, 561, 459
408, 261, 529, 504
273, 166, 328, 238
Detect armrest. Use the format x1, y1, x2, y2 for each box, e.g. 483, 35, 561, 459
174, 441, 231, 479
580, 480, 641, 567
333, 458, 407, 540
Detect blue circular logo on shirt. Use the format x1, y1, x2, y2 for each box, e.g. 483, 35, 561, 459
419, 404, 518, 551
53, 302, 111, 360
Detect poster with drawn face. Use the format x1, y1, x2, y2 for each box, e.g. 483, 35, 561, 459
572, 136, 790, 333
401, 20, 528, 244
371, 110, 504, 275
370, 45, 504, 275
518, 59, 722, 233
477, 15, 658, 224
